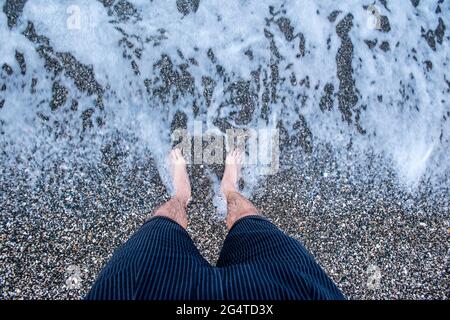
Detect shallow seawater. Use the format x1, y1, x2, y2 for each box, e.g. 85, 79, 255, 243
0, 0, 449, 298
1, 1, 449, 197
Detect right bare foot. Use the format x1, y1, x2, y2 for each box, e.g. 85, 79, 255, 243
221, 149, 259, 230
220, 149, 243, 199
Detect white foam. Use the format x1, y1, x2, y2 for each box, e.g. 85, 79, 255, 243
0, 0, 448, 205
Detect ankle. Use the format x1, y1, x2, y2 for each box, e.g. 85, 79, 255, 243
223, 189, 239, 201
221, 183, 238, 198
173, 194, 190, 208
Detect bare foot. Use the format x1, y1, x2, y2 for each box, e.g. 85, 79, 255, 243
153, 149, 191, 228
221, 149, 260, 230
220, 149, 243, 198
169, 148, 191, 206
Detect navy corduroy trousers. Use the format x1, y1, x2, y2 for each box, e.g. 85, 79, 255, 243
86, 215, 345, 300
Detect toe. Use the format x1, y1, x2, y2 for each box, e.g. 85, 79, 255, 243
170, 149, 177, 160
237, 152, 243, 164
178, 149, 187, 164
174, 148, 183, 161
226, 154, 233, 165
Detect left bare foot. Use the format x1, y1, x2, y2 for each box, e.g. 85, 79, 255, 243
153, 149, 191, 228
168, 148, 191, 206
